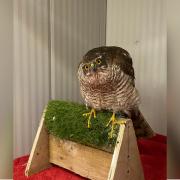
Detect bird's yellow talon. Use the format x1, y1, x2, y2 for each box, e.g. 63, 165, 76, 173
87, 119, 91, 128
114, 120, 127, 125
107, 112, 127, 138
83, 109, 96, 128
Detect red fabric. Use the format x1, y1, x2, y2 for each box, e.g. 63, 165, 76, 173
14, 134, 166, 180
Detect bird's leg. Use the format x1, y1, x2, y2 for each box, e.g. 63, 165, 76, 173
83, 109, 96, 128
107, 112, 127, 138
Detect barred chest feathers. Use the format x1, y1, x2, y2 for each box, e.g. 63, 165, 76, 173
79, 65, 140, 113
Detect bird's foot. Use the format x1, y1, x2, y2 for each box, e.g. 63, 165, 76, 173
107, 113, 127, 138
83, 109, 96, 128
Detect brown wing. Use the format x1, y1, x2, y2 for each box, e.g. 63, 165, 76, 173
112, 46, 135, 80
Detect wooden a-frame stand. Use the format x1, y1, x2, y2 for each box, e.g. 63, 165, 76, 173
25, 109, 144, 180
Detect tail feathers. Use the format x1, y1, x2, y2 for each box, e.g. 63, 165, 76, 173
129, 108, 155, 138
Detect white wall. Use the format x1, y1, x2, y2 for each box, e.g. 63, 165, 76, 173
167, 0, 180, 178
106, 0, 167, 135
51, 0, 106, 101
13, 0, 50, 158
0, 0, 13, 178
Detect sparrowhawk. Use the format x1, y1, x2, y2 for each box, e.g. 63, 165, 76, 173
77, 46, 154, 138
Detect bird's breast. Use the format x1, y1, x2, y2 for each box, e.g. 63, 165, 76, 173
80, 71, 140, 112
80, 83, 115, 111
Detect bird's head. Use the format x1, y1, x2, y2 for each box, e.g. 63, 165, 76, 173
78, 47, 113, 85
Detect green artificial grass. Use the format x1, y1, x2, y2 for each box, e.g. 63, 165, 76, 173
44, 100, 119, 152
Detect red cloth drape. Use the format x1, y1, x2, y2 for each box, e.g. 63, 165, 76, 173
14, 134, 166, 180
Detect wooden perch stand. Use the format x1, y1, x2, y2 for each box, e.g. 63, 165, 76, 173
25, 108, 144, 180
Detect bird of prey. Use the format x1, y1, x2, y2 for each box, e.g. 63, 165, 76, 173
77, 46, 155, 138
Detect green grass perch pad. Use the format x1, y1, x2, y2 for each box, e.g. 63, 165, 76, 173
44, 100, 119, 153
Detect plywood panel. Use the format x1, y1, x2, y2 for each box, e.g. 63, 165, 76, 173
49, 135, 112, 180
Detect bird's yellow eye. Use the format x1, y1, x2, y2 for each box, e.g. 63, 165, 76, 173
96, 59, 101, 64
84, 65, 89, 70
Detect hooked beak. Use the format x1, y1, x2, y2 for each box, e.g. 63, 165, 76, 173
90, 63, 96, 72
